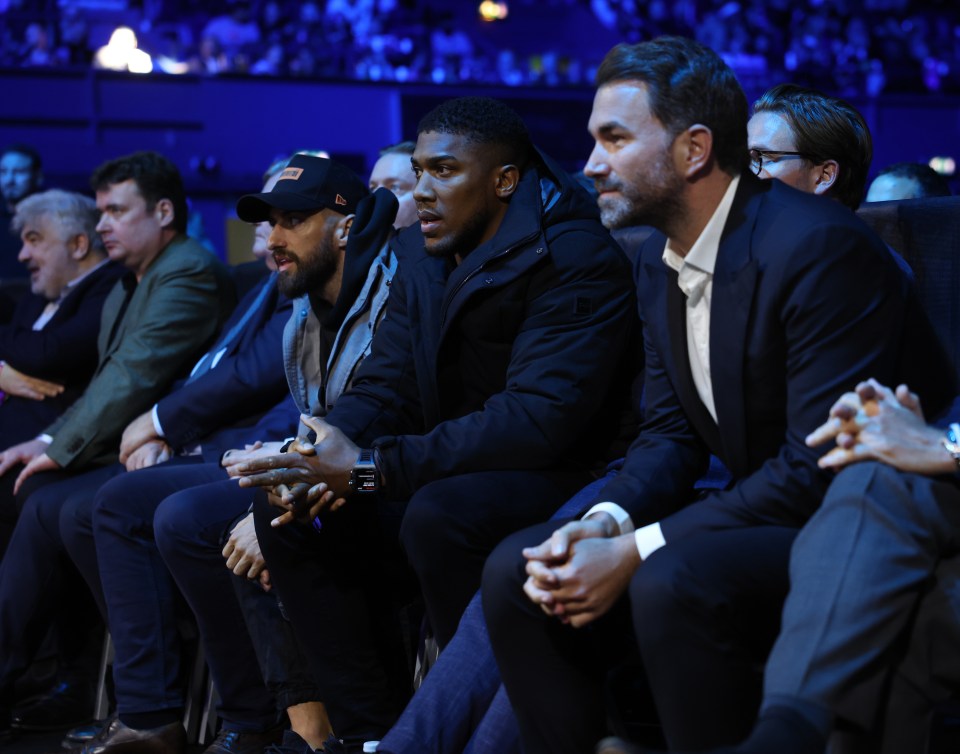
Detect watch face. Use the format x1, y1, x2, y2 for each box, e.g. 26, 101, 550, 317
350, 449, 379, 494
350, 466, 379, 494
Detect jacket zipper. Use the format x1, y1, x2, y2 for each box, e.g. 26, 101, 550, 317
439, 232, 539, 330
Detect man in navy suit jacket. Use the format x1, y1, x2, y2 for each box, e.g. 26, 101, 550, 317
481, 37, 955, 754
0, 189, 124, 547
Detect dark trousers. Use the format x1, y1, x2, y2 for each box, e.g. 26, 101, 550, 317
154, 474, 320, 717
256, 468, 589, 744
87, 459, 276, 730
483, 521, 798, 753
0, 465, 121, 703
379, 469, 621, 754
763, 461, 960, 752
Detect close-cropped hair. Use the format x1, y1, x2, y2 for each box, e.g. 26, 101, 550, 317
754, 83, 872, 209
90, 151, 188, 234
417, 96, 533, 170
379, 140, 416, 156
1, 143, 42, 172
876, 161, 952, 198
12, 189, 105, 254
596, 36, 749, 176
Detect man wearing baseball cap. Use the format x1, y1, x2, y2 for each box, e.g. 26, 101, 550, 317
237, 96, 637, 752
236, 153, 369, 301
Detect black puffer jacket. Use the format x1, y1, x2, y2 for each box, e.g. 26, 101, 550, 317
328, 149, 639, 499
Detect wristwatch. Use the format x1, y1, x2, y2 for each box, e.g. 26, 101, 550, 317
349, 448, 380, 494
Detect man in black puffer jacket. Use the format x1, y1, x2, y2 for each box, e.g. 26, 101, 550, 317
238, 96, 639, 752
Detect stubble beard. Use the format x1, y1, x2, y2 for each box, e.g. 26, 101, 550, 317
597, 153, 686, 233
423, 208, 493, 262
276, 234, 339, 299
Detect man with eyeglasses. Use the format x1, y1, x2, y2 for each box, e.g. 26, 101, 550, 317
747, 83, 872, 210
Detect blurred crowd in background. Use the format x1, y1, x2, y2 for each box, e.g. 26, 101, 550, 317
1, 0, 959, 95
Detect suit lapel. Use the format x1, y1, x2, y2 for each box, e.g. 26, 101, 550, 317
99, 274, 138, 364
709, 178, 764, 475
645, 257, 724, 455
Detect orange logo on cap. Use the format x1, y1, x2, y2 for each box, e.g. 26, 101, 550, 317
279, 167, 304, 181
335, 194, 347, 206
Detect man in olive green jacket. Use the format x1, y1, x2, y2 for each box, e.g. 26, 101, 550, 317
0, 150, 232, 500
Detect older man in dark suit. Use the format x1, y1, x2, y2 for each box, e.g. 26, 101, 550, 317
0, 189, 124, 548
0, 151, 232, 740
481, 37, 955, 754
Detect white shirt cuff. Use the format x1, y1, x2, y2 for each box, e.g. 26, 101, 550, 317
36, 434, 53, 445
583, 502, 635, 535
151, 405, 165, 438
634, 522, 666, 561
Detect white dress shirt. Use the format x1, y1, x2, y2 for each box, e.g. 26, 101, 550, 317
585, 175, 741, 560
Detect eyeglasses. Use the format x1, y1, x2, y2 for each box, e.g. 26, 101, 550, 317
749, 148, 811, 175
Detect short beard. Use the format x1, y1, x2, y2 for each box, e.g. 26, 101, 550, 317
595, 154, 685, 233
423, 208, 493, 261
276, 234, 339, 299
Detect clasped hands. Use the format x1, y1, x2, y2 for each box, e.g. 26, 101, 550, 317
234, 414, 357, 527
522, 514, 641, 629
522, 377, 948, 628
805, 377, 953, 475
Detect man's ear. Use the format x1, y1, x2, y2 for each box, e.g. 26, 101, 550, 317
68, 233, 90, 260
813, 160, 839, 196
336, 214, 355, 251
494, 165, 521, 199
155, 198, 175, 229
676, 124, 714, 179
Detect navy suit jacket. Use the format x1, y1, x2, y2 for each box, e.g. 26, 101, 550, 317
155, 273, 292, 461
0, 261, 126, 446
590, 174, 956, 540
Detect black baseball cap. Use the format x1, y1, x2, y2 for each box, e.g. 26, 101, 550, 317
236, 153, 369, 223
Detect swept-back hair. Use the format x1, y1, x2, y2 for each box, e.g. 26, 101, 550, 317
596, 36, 748, 175
754, 83, 872, 209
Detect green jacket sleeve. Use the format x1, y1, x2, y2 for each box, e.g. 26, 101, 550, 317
45, 238, 232, 469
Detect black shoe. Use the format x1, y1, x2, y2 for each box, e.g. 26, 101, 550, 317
63, 715, 113, 746
68, 717, 186, 754
204, 725, 285, 754
12, 681, 94, 731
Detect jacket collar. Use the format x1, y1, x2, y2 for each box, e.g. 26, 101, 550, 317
645, 173, 769, 470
